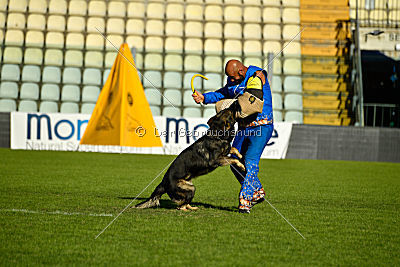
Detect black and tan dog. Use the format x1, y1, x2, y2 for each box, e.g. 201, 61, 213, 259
134, 104, 244, 211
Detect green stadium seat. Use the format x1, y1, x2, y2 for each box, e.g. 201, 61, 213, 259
60, 102, 79, 114
164, 89, 182, 106
104, 52, 117, 68
20, 83, 39, 100
24, 48, 43, 65
164, 54, 183, 71
204, 39, 223, 56
144, 54, 163, 70
61, 85, 80, 102
81, 103, 96, 114
22, 65, 41, 82
184, 72, 201, 89
203, 73, 222, 90
205, 22, 223, 38
84, 51, 103, 68
273, 110, 283, 122
285, 111, 303, 123
0, 82, 18, 99
83, 68, 101, 86
284, 94, 303, 110
264, 24, 281, 40
263, 7, 281, 24
150, 105, 161, 116
244, 24, 262, 40
18, 100, 38, 112
3, 47, 22, 64
66, 33, 84, 50
144, 88, 162, 106
1, 64, 20, 81
284, 76, 302, 93
81, 86, 100, 103
105, 35, 123, 51
183, 107, 201, 117
44, 49, 63, 66
162, 106, 181, 117
49, 0, 67, 14
203, 107, 216, 118
64, 50, 83, 67
0, 99, 17, 111
39, 101, 58, 113
62, 67, 81, 85
272, 93, 283, 110
183, 91, 198, 107
143, 71, 162, 88
163, 72, 182, 89
41, 84, 60, 101
271, 76, 282, 92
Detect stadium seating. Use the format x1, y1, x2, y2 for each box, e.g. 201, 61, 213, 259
0, 0, 311, 123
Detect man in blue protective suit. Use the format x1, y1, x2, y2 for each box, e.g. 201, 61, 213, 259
192, 59, 274, 213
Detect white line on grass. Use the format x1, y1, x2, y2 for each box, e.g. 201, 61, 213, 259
229, 162, 306, 239
1, 209, 114, 217
94, 158, 175, 239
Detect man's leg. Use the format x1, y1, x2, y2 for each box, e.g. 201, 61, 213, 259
238, 124, 274, 212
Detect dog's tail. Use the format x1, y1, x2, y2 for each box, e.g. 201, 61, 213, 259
134, 182, 166, 209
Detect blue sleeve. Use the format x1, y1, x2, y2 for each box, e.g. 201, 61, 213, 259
203, 86, 230, 104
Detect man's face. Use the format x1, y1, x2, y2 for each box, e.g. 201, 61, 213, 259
227, 69, 245, 85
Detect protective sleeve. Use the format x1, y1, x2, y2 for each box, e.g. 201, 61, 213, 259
245, 76, 263, 99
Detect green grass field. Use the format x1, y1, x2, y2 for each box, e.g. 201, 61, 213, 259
0, 148, 399, 265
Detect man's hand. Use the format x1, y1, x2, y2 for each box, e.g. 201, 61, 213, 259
192, 90, 204, 104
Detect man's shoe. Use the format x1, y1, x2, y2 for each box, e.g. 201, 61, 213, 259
238, 208, 250, 214
251, 197, 265, 206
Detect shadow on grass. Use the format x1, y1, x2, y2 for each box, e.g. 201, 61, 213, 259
118, 197, 237, 212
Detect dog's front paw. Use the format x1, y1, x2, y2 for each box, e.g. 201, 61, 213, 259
236, 161, 245, 172
230, 147, 243, 159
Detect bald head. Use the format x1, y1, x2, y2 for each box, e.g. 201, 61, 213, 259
225, 59, 247, 84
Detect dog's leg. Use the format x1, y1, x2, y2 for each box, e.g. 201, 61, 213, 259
186, 204, 198, 210
229, 147, 243, 159
218, 157, 246, 171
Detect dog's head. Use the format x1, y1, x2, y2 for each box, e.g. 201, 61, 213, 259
207, 103, 237, 131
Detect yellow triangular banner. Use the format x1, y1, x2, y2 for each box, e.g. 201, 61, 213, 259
80, 43, 162, 147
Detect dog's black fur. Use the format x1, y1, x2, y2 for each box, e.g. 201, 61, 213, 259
134, 104, 244, 210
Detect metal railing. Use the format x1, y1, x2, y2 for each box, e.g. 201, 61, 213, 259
364, 103, 399, 127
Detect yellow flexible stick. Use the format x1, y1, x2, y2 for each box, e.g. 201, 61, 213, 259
191, 74, 208, 95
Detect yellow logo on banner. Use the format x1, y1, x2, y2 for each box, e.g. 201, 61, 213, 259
80, 43, 162, 147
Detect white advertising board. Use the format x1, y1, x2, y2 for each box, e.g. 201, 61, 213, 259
11, 112, 292, 159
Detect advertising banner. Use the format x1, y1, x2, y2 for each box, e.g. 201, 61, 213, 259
11, 112, 292, 159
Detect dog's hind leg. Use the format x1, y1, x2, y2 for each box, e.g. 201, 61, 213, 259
174, 179, 197, 211
134, 182, 166, 209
